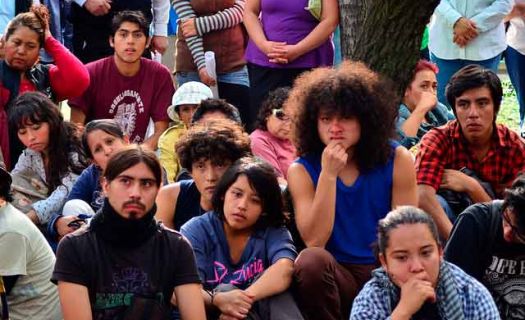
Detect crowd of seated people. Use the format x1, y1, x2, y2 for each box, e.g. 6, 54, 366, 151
1, 2, 525, 320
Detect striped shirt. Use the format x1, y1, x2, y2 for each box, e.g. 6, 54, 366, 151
172, 0, 245, 70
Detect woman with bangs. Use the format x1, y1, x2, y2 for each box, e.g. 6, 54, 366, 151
180, 157, 303, 319
8, 92, 88, 226
286, 62, 418, 320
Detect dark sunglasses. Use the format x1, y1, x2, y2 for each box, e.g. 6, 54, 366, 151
503, 208, 525, 244
272, 109, 290, 121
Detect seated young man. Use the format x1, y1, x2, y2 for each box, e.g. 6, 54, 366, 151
416, 64, 525, 240
286, 62, 418, 320
52, 146, 205, 319
191, 98, 242, 125
445, 175, 525, 319
155, 119, 251, 230
0, 163, 62, 319
68, 10, 174, 150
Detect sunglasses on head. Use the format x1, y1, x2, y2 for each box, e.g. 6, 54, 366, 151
272, 109, 290, 121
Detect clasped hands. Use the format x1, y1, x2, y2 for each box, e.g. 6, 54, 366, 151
453, 17, 478, 48
263, 41, 300, 65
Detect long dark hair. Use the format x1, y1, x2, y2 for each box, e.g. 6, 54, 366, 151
212, 157, 287, 230
8, 92, 88, 194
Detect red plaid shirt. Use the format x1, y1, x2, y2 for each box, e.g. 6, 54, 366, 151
415, 120, 525, 197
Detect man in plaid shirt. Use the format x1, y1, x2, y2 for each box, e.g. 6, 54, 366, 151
416, 64, 525, 240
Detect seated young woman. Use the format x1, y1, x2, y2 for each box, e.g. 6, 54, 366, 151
180, 157, 302, 320
0, 5, 89, 169
396, 60, 454, 150
47, 119, 129, 241
350, 206, 499, 319
8, 92, 88, 225
155, 119, 251, 230
250, 87, 296, 185
287, 61, 418, 320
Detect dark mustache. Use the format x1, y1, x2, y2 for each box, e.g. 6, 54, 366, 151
122, 199, 146, 210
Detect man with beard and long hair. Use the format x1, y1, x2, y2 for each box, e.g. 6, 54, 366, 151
52, 146, 206, 320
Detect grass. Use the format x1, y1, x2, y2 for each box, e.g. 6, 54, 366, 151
497, 79, 521, 131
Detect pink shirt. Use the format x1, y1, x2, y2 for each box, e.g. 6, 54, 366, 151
250, 129, 296, 178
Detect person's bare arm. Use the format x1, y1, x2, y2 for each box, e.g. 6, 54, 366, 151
244, 258, 293, 301
174, 283, 207, 320
69, 106, 86, 125
155, 183, 181, 229
143, 121, 169, 151
418, 184, 452, 240
58, 281, 92, 320
392, 146, 418, 208
243, 0, 286, 55
400, 92, 437, 138
268, 0, 339, 63
440, 169, 491, 203
288, 142, 347, 247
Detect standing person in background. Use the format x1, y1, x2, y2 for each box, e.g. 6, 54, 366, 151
53, 146, 206, 320
243, 0, 338, 127
172, 0, 251, 127
0, 4, 89, 169
69, 0, 169, 63
68, 11, 174, 151
429, 0, 512, 106
0, 163, 62, 320
505, 0, 525, 137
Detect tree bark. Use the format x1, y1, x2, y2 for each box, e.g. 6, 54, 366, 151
339, 0, 439, 96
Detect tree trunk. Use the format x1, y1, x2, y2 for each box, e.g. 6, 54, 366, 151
339, 0, 439, 96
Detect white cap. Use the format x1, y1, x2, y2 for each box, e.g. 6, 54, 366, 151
167, 81, 213, 121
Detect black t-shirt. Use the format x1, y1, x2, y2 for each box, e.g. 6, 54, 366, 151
52, 225, 200, 319
445, 201, 525, 319
174, 180, 205, 230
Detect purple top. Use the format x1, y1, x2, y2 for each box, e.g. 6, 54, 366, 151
245, 0, 334, 69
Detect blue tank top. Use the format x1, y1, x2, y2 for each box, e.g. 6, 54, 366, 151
296, 142, 397, 264
174, 180, 205, 230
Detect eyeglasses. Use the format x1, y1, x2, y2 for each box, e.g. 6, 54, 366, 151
502, 208, 525, 244
272, 109, 291, 122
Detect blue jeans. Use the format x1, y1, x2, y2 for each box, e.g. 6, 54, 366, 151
436, 194, 457, 223
430, 53, 502, 108
505, 46, 525, 130
175, 65, 250, 87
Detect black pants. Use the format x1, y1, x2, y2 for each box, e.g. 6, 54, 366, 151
248, 63, 309, 128
218, 81, 251, 130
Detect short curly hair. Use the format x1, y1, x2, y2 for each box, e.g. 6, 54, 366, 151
254, 87, 291, 131
286, 61, 398, 171
176, 119, 251, 171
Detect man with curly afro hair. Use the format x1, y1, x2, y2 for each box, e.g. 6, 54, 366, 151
286, 61, 418, 320
155, 119, 251, 230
